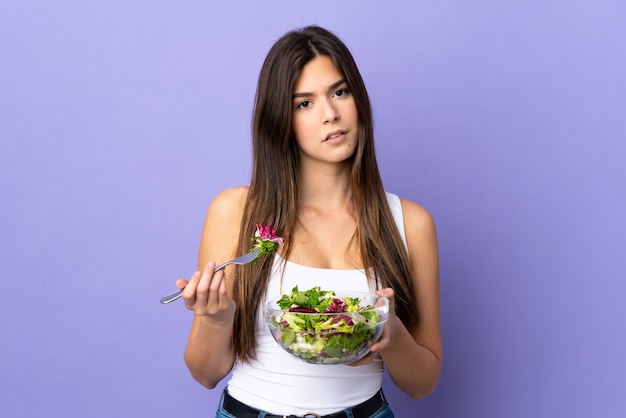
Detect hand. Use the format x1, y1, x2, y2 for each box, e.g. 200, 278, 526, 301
347, 287, 397, 366
176, 261, 236, 324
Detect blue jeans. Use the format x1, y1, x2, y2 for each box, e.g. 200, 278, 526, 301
215, 402, 394, 418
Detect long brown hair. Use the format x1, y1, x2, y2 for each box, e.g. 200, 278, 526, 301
232, 26, 417, 362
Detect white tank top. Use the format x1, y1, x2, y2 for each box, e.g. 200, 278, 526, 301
226, 192, 406, 415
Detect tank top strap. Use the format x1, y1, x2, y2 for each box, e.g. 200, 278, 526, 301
385, 191, 407, 249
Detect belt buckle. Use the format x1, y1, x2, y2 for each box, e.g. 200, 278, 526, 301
300, 413, 321, 418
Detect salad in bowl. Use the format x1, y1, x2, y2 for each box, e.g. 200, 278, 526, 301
265, 286, 389, 364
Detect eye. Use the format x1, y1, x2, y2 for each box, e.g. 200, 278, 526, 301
333, 88, 350, 98
296, 100, 312, 110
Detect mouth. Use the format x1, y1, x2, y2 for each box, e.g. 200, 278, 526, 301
324, 130, 347, 142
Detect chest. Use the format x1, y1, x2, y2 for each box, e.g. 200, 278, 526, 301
266, 256, 374, 299
287, 211, 361, 269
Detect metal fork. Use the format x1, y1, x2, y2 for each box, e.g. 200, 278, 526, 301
159, 247, 261, 304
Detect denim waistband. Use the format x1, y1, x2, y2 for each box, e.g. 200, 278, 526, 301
220, 388, 387, 418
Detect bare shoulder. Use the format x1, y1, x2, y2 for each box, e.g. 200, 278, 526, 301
398, 197, 437, 237
397, 197, 438, 267
198, 186, 249, 268
207, 186, 249, 221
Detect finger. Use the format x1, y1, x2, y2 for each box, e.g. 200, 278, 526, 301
175, 279, 189, 290
206, 269, 226, 308
368, 321, 391, 353
377, 287, 396, 313
369, 340, 385, 353
377, 287, 395, 299
182, 271, 201, 307
217, 271, 229, 305
195, 261, 216, 306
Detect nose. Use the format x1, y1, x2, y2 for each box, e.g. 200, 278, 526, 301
322, 100, 340, 124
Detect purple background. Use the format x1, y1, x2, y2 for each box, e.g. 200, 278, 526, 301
2, 1, 625, 417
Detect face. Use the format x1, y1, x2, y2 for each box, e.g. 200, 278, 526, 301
291, 55, 359, 167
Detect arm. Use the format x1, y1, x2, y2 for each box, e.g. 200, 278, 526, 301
175, 187, 248, 389
362, 198, 442, 399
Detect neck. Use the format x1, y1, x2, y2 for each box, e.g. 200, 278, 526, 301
297, 161, 352, 210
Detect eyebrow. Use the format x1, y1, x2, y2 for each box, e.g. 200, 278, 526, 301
292, 79, 347, 99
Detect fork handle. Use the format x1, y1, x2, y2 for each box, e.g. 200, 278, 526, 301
160, 290, 183, 304
159, 262, 231, 304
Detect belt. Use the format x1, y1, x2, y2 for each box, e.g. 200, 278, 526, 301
222, 389, 386, 418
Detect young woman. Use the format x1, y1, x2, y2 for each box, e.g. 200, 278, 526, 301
176, 26, 441, 418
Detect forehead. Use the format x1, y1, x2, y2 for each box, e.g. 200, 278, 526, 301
294, 55, 344, 92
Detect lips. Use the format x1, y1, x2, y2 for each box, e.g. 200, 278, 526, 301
324, 130, 347, 141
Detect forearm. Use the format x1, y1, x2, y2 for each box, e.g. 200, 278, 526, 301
184, 316, 236, 389
379, 318, 442, 399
